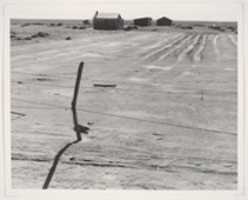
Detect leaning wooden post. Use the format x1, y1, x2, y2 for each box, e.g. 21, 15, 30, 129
71, 62, 84, 141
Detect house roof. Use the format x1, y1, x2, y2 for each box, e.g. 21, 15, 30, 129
96, 12, 121, 19
157, 16, 172, 21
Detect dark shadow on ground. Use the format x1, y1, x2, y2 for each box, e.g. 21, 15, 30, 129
42, 138, 81, 189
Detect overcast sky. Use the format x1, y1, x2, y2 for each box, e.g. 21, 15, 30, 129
9, 2, 240, 22
75, 3, 240, 21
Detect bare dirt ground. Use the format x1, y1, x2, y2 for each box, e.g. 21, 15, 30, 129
11, 20, 237, 189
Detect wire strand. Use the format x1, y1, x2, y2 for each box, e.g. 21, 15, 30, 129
12, 97, 236, 136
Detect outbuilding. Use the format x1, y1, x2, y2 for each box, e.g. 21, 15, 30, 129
93, 11, 124, 30
156, 17, 172, 26
134, 17, 152, 26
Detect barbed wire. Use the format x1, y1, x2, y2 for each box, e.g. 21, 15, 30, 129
12, 97, 236, 136
11, 79, 237, 97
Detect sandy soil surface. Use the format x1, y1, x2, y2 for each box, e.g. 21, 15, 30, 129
11, 20, 237, 189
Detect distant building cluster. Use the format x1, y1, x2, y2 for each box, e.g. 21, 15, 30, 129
92, 11, 172, 30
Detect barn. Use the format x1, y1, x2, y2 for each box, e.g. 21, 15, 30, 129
134, 17, 152, 26
93, 11, 124, 30
156, 17, 172, 26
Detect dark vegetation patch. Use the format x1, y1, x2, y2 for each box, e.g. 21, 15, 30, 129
11, 31, 49, 41
11, 31, 17, 38
31, 32, 49, 38
176, 25, 193, 30
82, 20, 90, 25
151, 28, 158, 32
208, 25, 225, 32
48, 22, 63, 27
24, 36, 32, 40
72, 25, 86, 30
49, 23, 56, 27
68, 25, 87, 30
21, 23, 31, 27
21, 22, 45, 27
123, 25, 138, 31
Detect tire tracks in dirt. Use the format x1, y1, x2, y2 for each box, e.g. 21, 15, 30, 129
155, 34, 195, 62
143, 34, 200, 80
212, 34, 220, 61
138, 33, 183, 56
227, 34, 237, 47
192, 34, 208, 62
141, 33, 189, 61
12, 32, 165, 67
177, 34, 202, 62
12, 153, 236, 176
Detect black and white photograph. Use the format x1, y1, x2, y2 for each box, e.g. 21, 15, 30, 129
4, 1, 243, 192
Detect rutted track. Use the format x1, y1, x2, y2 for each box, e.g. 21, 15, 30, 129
193, 34, 208, 62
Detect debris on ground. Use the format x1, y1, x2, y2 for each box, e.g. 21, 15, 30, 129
73, 124, 90, 134
11, 111, 26, 117
152, 132, 162, 136
35, 78, 53, 82
70, 157, 76, 161
87, 122, 94, 126
93, 83, 117, 88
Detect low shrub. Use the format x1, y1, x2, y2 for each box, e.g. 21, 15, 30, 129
32, 32, 49, 38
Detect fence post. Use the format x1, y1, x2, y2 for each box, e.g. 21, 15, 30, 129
71, 62, 84, 141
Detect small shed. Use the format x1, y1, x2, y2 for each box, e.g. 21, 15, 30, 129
156, 17, 172, 26
134, 17, 152, 26
93, 11, 124, 30
82, 19, 90, 25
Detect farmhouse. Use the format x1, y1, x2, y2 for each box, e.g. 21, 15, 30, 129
156, 17, 172, 26
93, 11, 124, 30
134, 17, 152, 26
